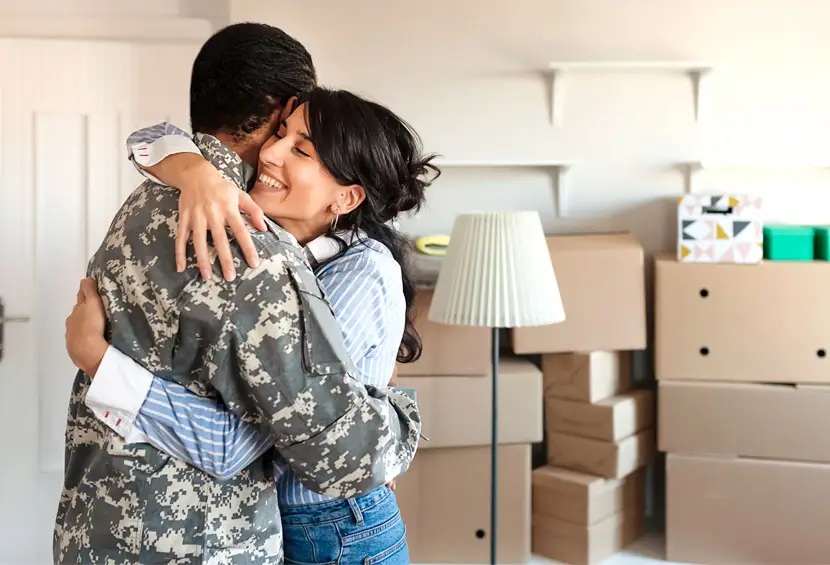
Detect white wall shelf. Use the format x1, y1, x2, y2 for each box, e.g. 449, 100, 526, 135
545, 61, 713, 126
691, 160, 830, 170
675, 160, 830, 193
436, 160, 573, 216
438, 159, 573, 168
0, 15, 214, 42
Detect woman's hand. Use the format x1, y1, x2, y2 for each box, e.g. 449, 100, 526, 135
65, 278, 109, 377
176, 160, 267, 281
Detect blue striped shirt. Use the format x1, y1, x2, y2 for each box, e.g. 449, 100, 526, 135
134, 237, 405, 505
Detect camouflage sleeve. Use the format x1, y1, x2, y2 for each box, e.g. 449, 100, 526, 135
204, 255, 422, 498
278, 385, 422, 499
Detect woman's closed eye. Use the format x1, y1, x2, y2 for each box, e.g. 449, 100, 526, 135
273, 128, 311, 158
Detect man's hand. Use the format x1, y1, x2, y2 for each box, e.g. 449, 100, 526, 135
176, 161, 267, 281
65, 278, 109, 377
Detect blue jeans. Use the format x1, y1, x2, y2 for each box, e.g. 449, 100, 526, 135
281, 486, 409, 564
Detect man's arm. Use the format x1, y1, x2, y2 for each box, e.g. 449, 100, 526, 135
196, 252, 421, 499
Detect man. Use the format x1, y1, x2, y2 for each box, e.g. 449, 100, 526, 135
54, 23, 420, 565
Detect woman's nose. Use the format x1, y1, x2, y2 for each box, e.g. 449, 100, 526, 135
262, 138, 287, 166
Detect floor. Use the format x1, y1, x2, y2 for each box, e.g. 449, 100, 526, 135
530, 532, 675, 565
426, 532, 677, 565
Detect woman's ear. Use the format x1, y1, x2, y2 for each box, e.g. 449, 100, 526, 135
338, 185, 366, 215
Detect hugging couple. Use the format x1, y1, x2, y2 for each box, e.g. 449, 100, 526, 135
55, 22, 439, 565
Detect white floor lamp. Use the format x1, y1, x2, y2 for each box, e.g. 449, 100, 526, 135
428, 211, 566, 565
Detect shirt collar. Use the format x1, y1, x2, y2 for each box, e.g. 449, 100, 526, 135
306, 231, 364, 266
192, 133, 256, 190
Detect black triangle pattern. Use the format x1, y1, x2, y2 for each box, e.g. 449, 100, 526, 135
682, 220, 697, 240
733, 221, 750, 238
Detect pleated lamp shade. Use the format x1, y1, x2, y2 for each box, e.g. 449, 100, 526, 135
428, 211, 566, 328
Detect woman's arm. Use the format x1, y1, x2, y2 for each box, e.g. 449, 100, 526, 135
67, 278, 273, 480
84, 347, 274, 480
126, 122, 203, 185
133, 376, 275, 480
126, 122, 267, 281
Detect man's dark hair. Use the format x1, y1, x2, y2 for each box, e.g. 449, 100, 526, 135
190, 22, 316, 138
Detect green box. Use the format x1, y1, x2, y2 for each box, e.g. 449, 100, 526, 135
815, 227, 830, 260
763, 225, 815, 261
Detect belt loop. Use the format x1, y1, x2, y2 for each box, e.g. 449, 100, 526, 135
347, 497, 364, 525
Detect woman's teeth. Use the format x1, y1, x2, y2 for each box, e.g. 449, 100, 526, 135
258, 173, 287, 190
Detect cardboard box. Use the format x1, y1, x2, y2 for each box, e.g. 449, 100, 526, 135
396, 445, 531, 564
547, 389, 654, 442
677, 193, 763, 264
655, 256, 830, 383
512, 234, 647, 354
667, 454, 830, 564
398, 289, 491, 376
532, 466, 645, 525
659, 381, 830, 463
542, 351, 632, 404
532, 502, 644, 565
547, 429, 655, 479
399, 357, 543, 449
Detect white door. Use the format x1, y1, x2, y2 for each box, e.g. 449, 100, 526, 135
0, 37, 197, 565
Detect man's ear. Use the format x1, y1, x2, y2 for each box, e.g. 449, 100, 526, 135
338, 185, 366, 215
279, 96, 299, 122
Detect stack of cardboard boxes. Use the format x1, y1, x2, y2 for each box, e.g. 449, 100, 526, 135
511, 234, 654, 565
394, 290, 544, 563
656, 255, 830, 564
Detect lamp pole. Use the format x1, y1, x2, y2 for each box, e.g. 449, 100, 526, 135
490, 326, 500, 565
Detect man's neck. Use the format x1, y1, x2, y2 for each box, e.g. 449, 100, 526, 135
213, 132, 259, 167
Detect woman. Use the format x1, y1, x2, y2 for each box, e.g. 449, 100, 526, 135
66, 87, 438, 564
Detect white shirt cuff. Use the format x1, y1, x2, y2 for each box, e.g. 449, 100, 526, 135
84, 346, 154, 441
128, 134, 202, 186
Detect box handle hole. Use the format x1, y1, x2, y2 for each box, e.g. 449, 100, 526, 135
475, 529, 486, 539
700, 288, 709, 298
700, 347, 710, 356
702, 205, 734, 215
818, 349, 826, 358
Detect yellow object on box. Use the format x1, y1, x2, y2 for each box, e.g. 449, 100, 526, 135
415, 235, 449, 256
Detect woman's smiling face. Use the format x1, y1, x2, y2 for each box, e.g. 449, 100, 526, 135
249, 103, 357, 243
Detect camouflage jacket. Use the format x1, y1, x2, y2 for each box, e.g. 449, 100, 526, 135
53, 134, 422, 565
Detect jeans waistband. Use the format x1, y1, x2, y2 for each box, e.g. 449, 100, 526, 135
279, 486, 392, 523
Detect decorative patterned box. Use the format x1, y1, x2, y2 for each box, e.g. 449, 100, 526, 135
677, 194, 763, 264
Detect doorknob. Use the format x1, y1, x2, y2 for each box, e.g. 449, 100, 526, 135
0, 298, 31, 363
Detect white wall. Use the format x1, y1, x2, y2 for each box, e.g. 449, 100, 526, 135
232, 0, 830, 524
232, 0, 830, 256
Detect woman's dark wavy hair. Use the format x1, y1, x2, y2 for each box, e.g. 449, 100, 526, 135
301, 87, 440, 363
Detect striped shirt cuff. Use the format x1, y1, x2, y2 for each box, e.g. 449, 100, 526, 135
84, 346, 153, 442
128, 134, 202, 186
